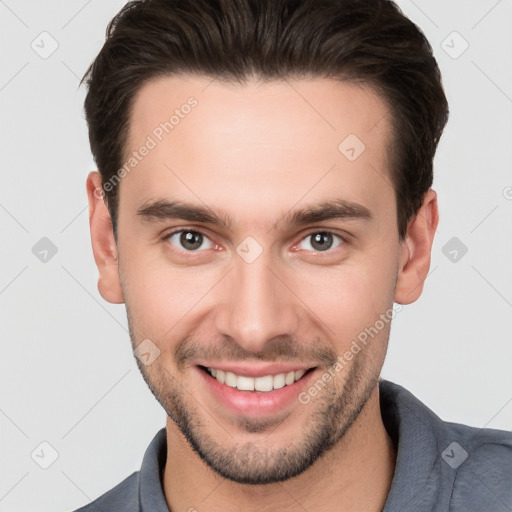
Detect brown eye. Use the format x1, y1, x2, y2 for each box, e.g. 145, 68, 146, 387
166, 230, 213, 251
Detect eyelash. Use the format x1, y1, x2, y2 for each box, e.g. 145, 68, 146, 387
162, 228, 347, 256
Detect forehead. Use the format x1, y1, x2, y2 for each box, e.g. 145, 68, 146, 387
128, 74, 391, 150
121, 74, 394, 225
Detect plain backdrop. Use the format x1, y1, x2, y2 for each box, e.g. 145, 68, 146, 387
0, 1, 511, 510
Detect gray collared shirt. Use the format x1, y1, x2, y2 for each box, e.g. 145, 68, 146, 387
72, 379, 512, 511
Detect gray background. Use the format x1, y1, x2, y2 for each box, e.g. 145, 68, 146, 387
0, 0, 511, 510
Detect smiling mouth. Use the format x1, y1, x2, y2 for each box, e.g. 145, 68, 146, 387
198, 365, 316, 393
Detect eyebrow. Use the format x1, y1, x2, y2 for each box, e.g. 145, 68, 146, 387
136, 198, 372, 230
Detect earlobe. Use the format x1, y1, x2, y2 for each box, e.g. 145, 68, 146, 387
86, 171, 125, 304
394, 189, 439, 305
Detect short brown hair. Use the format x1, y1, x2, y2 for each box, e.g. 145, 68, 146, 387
81, 0, 449, 241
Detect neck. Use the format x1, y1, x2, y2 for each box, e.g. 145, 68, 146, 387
163, 383, 396, 512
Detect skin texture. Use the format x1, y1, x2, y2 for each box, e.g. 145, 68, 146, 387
87, 75, 438, 511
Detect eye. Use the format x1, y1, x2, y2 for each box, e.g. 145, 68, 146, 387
298, 232, 344, 252
165, 230, 213, 252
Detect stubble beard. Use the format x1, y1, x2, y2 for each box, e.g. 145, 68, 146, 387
130, 326, 382, 485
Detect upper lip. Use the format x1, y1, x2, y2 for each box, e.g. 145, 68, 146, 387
197, 362, 316, 378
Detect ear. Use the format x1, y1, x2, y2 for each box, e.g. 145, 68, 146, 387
86, 171, 124, 304
394, 188, 439, 304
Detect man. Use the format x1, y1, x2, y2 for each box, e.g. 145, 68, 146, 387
76, 0, 512, 510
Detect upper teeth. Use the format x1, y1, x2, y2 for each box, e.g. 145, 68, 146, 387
207, 368, 307, 392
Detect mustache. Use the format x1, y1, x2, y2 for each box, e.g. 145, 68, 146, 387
174, 334, 338, 370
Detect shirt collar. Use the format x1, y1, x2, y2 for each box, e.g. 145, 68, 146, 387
138, 427, 169, 511
380, 379, 445, 511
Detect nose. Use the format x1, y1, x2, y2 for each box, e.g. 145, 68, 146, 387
213, 249, 300, 354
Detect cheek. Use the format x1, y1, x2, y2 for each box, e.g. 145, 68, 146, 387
295, 258, 395, 344
120, 251, 219, 339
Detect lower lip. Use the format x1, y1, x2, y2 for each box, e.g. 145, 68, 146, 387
196, 366, 318, 417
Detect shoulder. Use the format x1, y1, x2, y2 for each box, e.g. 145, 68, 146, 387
379, 379, 512, 510
71, 471, 140, 512
443, 420, 512, 511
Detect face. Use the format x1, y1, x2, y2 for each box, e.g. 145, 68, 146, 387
108, 75, 406, 484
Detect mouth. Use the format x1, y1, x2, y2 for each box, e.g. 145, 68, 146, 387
196, 364, 319, 417
198, 365, 315, 392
